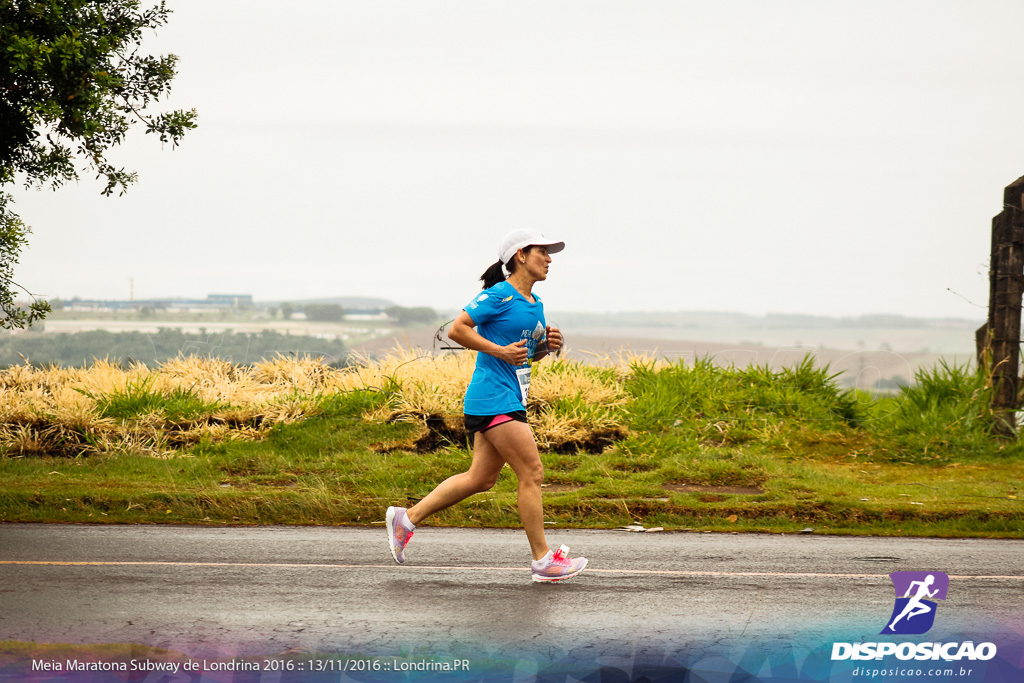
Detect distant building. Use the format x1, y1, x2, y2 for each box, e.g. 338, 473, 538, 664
64, 294, 254, 312
346, 311, 389, 321
206, 294, 253, 308
59, 295, 392, 318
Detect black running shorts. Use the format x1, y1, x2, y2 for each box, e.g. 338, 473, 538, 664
464, 410, 528, 437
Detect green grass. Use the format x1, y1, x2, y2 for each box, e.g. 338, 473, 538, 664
1, 359, 1022, 537
81, 375, 227, 422
864, 359, 1007, 463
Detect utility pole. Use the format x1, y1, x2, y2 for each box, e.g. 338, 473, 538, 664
976, 174, 1024, 438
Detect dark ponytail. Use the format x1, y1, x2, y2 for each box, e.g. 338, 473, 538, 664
479, 246, 532, 289
480, 260, 508, 289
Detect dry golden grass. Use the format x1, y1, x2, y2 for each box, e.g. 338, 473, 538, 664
345, 348, 631, 451
0, 354, 349, 457
350, 349, 473, 421
0, 349, 631, 457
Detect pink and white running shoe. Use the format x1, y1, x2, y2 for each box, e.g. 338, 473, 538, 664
531, 544, 588, 583
386, 506, 414, 564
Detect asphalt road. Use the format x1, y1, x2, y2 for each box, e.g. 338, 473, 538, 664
1, 524, 1022, 663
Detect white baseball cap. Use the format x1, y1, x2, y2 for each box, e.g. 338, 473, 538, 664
498, 229, 565, 265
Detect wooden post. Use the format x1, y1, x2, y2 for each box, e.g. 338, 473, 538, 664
978, 175, 1024, 437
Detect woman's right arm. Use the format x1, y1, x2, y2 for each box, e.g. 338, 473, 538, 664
448, 310, 529, 366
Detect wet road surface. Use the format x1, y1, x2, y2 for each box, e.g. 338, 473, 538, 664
1, 524, 1021, 661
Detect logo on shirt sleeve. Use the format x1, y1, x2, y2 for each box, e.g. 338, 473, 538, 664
468, 293, 489, 310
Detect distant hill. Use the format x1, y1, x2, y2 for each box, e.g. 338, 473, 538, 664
543, 310, 981, 330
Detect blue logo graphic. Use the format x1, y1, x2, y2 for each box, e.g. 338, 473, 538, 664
880, 571, 949, 635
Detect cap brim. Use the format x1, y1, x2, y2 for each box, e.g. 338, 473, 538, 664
500, 236, 566, 264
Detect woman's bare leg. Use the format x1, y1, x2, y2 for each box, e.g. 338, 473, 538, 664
477, 420, 550, 561
406, 432, 505, 526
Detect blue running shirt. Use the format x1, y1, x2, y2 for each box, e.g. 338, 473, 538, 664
462, 281, 547, 416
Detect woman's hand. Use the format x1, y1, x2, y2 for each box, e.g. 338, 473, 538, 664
448, 310, 544, 366
502, 339, 530, 366
545, 326, 563, 354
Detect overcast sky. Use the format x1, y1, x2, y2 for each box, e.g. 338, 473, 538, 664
12, 0, 1024, 318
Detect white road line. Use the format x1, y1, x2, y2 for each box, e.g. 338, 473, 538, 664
1, 560, 1022, 580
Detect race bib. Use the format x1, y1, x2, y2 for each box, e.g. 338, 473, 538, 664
515, 366, 532, 404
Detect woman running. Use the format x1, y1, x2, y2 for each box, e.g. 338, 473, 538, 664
386, 229, 588, 583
